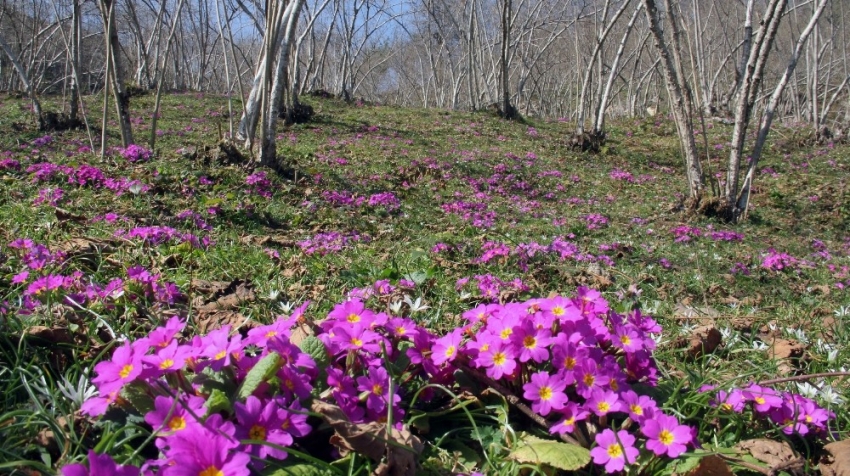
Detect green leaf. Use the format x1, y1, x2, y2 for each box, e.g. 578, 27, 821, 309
121, 381, 155, 414
261, 464, 334, 476
205, 388, 232, 414
508, 434, 590, 471
298, 336, 329, 369
238, 351, 282, 399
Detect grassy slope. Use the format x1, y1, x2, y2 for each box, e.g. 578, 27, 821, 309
0, 91, 848, 473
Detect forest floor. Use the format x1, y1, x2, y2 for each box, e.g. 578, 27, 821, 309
1, 92, 849, 475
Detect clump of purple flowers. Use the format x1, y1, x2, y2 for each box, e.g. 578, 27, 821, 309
298, 231, 369, 255
119, 144, 153, 162
582, 213, 609, 230
245, 171, 272, 198
761, 249, 800, 271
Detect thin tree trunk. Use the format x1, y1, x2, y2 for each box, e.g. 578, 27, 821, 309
98, 0, 134, 147
735, 0, 828, 220
150, 0, 188, 150
0, 33, 43, 127
594, 3, 643, 135
642, 0, 704, 200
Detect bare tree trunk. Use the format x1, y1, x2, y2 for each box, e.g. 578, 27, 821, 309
642, 0, 704, 200
98, 0, 134, 147
575, 0, 632, 136
734, 0, 828, 221
593, 3, 643, 135
499, 0, 516, 119
0, 33, 43, 127
724, 0, 787, 209
150, 0, 188, 150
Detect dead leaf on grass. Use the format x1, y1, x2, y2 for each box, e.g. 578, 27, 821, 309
735, 438, 799, 471
683, 454, 734, 476
674, 325, 722, 359
191, 279, 256, 311
192, 309, 258, 334
312, 400, 423, 476
766, 338, 804, 362
820, 439, 850, 476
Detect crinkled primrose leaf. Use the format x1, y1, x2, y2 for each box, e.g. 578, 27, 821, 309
508, 433, 591, 471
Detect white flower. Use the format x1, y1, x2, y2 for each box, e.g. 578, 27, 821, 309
719, 326, 740, 348
266, 290, 281, 301
389, 300, 403, 314
818, 385, 846, 406
827, 349, 839, 363
404, 295, 430, 313
278, 301, 293, 313
834, 305, 850, 318
796, 382, 819, 399
752, 340, 768, 351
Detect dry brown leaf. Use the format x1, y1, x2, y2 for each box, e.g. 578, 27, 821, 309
193, 279, 256, 311
767, 338, 804, 361
312, 401, 423, 476
820, 439, 850, 476
193, 309, 258, 334
26, 326, 75, 345
680, 325, 722, 359
735, 438, 798, 469
683, 454, 734, 476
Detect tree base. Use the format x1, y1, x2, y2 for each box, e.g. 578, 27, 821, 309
480, 102, 521, 121
569, 131, 606, 153
39, 111, 85, 132
280, 102, 314, 125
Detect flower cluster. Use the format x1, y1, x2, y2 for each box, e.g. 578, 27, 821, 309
119, 144, 153, 162
471, 236, 614, 272
297, 231, 369, 255
245, 171, 272, 198
78, 314, 313, 475
761, 249, 803, 271
671, 225, 744, 243
582, 213, 609, 230
115, 226, 209, 249
707, 383, 833, 437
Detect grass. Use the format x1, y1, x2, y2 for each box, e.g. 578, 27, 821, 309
0, 90, 848, 475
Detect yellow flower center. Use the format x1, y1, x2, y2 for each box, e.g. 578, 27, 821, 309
755, 396, 765, 405
351, 337, 363, 347
159, 359, 174, 370
372, 383, 384, 395
563, 416, 575, 426
284, 379, 295, 390
564, 357, 576, 369
583, 374, 595, 387
347, 313, 361, 323
523, 336, 537, 349
492, 351, 507, 366
265, 330, 278, 338
610, 379, 619, 391
214, 350, 227, 361
395, 326, 406, 335
597, 401, 610, 413
552, 306, 565, 316
538, 386, 553, 401
805, 415, 812, 423
630, 404, 643, 416
500, 328, 513, 340
444, 345, 456, 358
199, 466, 224, 476
620, 335, 632, 346
480, 343, 490, 352
167, 416, 186, 431
606, 443, 623, 458
720, 403, 732, 412
249, 425, 267, 441
119, 364, 134, 379
659, 429, 674, 445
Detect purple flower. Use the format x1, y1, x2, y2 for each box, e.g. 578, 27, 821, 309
162, 421, 251, 476
91, 341, 144, 394
641, 414, 693, 458
522, 371, 568, 416
742, 384, 783, 413
234, 396, 293, 460
61, 450, 140, 476
586, 389, 623, 417
145, 395, 206, 435
474, 340, 517, 380
431, 328, 463, 366
549, 402, 589, 435
511, 323, 551, 363
356, 366, 398, 415
590, 429, 639, 473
